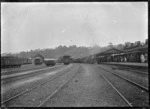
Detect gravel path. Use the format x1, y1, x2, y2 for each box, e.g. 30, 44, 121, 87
42, 64, 128, 107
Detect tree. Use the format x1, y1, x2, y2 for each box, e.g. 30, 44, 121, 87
134, 41, 141, 47
145, 39, 148, 45
117, 44, 124, 50
108, 42, 113, 48
130, 43, 134, 47
124, 42, 131, 48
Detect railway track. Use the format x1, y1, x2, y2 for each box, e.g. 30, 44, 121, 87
98, 65, 148, 92
1, 64, 46, 74
97, 66, 149, 106
123, 69, 148, 75
38, 65, 80, 107
1, 65, 63, 80
1, 65, 75, 107
105, 64, 148, 75
98, 66, 148, 92
97, 70, 132, 107
1, 64, 62, 75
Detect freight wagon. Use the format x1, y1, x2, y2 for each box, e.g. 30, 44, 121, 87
63, 55, 71, 65
1, 56, 24, 69
44, 59, 56, 66
34, 57, 43, 65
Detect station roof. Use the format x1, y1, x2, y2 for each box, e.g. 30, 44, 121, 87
96, 47, 124, 56
124, 45, 148, 53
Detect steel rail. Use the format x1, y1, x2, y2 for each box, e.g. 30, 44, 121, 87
98, 66, 149, 92
38, 65, 80, 107
1, 65, 72, 105
1, 63, 62, 74
2, 65, 62, 80
106, 64, 148, 75
125, 69, 148, 75
1, 65, 47, 74
97, 70, 133, 107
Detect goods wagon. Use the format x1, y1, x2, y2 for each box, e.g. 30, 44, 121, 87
63, 55, 71, 65
1, 56, 24, 69
34, 57, 43, 65
44, 59, 56, 66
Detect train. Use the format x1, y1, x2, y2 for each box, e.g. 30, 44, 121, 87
1, 56, 32, 69
34, 57, 43, 65
62, 55, 71, 65
44, 59, 56, 66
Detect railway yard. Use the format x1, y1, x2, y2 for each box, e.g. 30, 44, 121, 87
1, 2, 148, 107
1, 63, 149, 107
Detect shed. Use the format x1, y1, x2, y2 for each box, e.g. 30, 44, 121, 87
31, 54, 44, 63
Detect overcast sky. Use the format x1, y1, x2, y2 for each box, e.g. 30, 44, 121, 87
1, 2, 148, 53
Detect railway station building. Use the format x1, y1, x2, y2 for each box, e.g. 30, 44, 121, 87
95, 47, 124, 63
123, 45, 148, 63
31, 54, 44, 63
95, 45, 148, 63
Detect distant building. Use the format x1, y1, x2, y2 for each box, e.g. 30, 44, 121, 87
134, 41, 141, 46
31, 54, 44, 63
125, 42, 131, 48
130, 43, 134, 47
145, 39, 148, 45
95, 47, 124, 63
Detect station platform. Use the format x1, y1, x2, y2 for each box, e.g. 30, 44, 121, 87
100, 62, 148, 69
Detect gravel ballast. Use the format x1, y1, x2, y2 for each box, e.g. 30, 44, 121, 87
1, 64, 73, 105
96, 64, 148, 89
42, 64, 129, 107
95, 65, 149, 107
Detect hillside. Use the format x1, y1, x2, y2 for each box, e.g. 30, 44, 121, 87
13, 45, 103, 59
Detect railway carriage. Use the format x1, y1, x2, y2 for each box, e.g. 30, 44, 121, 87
63, 55, 71, 65
44, 59, 56, 66
1, 56, 24, 68
34, 57, 43, 65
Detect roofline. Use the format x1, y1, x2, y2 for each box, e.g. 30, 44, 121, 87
95, 47, 124, 56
